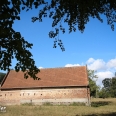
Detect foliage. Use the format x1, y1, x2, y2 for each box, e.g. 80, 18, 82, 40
88, 70, 99, 97
43, 102, 53, 106
21, 102, 33, 106
1, 1, 116, 79
0, 0, 41, 79
110, 78, 116, 97
0, 72, 6, 83
69, 102, 85, 106
32, 0, 116, 49
91, 101, 110, 107
102, 78, 112, 89
101, 77, 116, 98
98, 88, 105, 98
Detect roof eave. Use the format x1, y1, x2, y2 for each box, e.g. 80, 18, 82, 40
1, 85, 89, 90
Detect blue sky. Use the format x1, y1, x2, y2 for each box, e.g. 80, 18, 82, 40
2, 7, 116, 86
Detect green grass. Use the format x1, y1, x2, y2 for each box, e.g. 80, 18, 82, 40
0, 98, 116, 116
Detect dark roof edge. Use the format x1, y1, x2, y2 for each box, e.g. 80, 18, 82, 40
1, 70, 10, 87
1, 85, 89, 90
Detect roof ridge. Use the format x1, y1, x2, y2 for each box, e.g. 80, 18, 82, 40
9, 66, 86, 71
39, 66, 85, 70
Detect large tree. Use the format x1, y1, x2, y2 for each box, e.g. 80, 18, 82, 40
1, 0, 116, 79
102, 77, 116, 98
0, 0, 41, 79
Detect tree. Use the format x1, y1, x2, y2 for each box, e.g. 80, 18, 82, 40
102, 78, 112, 89
88, 70, 99, 97
33, 0, 116, 50
102, 78, 116, 98
0, 0, 41, 79
111, 78, 116, 97
98, 88, 107, 98
100, 78, 111, 98
1, 1, 116, 79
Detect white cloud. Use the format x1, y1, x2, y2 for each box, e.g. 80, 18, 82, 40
38, 67, 44, 69
106, 58, 116, 69
87, 59, 106, 71
97, 71, 114, 79
96, 71, 114, 86
65, 64, 80, 67
87, 58, 116, 71
86, 58, 95, 64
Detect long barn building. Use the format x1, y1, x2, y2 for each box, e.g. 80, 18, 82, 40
0, 66, 90, 105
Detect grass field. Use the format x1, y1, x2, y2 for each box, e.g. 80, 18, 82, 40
0, 98, 116, 116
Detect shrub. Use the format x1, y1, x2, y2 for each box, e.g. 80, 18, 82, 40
69, 102, 85, 106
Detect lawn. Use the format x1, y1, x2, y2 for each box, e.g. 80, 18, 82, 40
0, 98, 116, 116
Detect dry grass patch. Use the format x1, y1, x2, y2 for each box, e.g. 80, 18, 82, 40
0, 98, 116, 116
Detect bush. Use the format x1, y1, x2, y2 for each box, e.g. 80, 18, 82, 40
43, 102, 53, 106
91, 101, 110, 107
69, 102, 85, 106
21, 102, 33, 106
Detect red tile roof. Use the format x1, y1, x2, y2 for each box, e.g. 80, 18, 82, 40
1, 66, 89, 89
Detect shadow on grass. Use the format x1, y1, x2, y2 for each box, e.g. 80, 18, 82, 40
76, 112, 116, 116
91, 101, 111, 107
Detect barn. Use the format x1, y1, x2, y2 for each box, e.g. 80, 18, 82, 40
0, 66, 90, 105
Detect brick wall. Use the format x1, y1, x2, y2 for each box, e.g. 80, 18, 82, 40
0, 87, 90, 105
